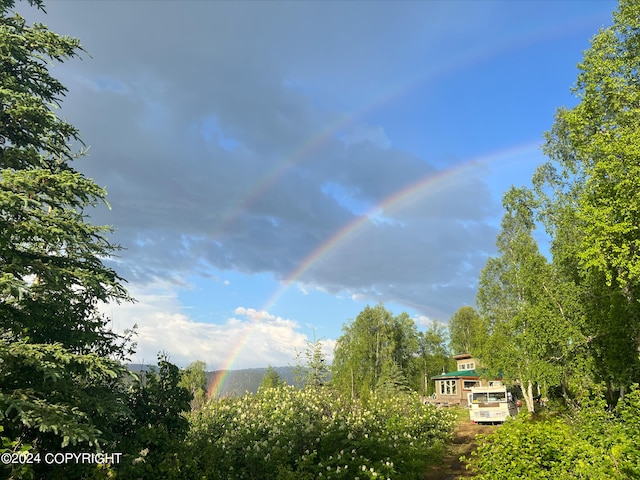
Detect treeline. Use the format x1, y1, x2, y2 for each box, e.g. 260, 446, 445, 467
464, 0, 640, 477
331, 304, 453, 398
258, 304, 459, 399
467, 0, 640, 414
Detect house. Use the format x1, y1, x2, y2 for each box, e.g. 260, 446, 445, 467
428, 354, 500, 406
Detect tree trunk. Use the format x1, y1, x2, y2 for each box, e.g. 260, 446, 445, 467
561, 378, 577, 411
351, 368, 354, 400
375, 330, 380, 382
520, 381, 535, 413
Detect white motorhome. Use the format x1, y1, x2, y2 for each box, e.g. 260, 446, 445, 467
468, 383, 519, 424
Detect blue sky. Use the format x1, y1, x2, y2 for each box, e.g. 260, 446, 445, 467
23, 0, 616, 369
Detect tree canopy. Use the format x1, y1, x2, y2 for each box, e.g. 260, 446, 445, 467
475, 0, 640, 410
260, 365, 286, 390
535, 0, 640, 406
330, 303, 457, 399
0, 0, 138, 464
477, 188, 586, 412
0, 3, 194, 478
447, 306, 486, 356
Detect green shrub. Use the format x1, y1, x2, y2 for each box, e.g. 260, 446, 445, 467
612, 387, 640, 478
185, 386, 455, 479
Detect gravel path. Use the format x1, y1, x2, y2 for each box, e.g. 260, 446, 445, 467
424, 421, 497, 480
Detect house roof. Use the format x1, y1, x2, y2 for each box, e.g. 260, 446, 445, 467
431, 369, 478, 379
452, 353, 473, 360
432, 368, 502, 381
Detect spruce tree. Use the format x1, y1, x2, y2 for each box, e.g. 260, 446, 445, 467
0, 0, 134, 474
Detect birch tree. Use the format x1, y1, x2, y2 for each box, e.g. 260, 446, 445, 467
332, 304, 419, 398
536, 0, 640, 406
477, 188, 584, 412
448, 306, 486, 356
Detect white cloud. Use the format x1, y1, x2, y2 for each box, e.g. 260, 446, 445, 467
103, 283, 325, 369
319, 338, 336, 364
414, 315, 433, 327
233, 307, 299, 329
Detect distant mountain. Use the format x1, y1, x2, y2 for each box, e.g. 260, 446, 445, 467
207, 366, 298, 398
127, 363, 153, 373
127, 363, 299, 398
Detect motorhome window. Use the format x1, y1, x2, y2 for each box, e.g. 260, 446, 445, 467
488, 391, 506, 401
473, 391, 506, 402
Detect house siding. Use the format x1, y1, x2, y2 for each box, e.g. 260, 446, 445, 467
428, 355, 499, 406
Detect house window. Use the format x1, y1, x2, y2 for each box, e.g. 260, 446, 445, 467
463, 380, 479, 390
439, 380, 457, 395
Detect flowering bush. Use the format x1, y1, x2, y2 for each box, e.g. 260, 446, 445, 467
184, 386, 455, 479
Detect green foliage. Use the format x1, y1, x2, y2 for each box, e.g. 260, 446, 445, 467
464, 386, 640, 479
390, 312, 419, 378
331, 304, 419, 398
468, 3, 640, 476
413, 320, 453, 395
536, 0, 640, 401
0, 2, 137, 477
477, 187, 587, 412
556, 0, 640, 293
375, 358, 410, 395
179, 360, 208, 411
0, 340, 128, 444
447, 306, 486, 356
467, 417, 584, 479
0, 425, 34, 480
614, 387, 640, 477
115, 354, 193, 479
260, 365, 286, 390
186, 386, 455, 480
294, 332, 330, 389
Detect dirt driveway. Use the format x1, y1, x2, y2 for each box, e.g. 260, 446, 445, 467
424, 421, 497, 479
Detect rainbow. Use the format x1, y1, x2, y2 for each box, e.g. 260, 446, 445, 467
203, 7, 573, 242
205, 8, 605, 396
207, 112, 352, 241
266, 140, 541, 306
208, 140, 541, 397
